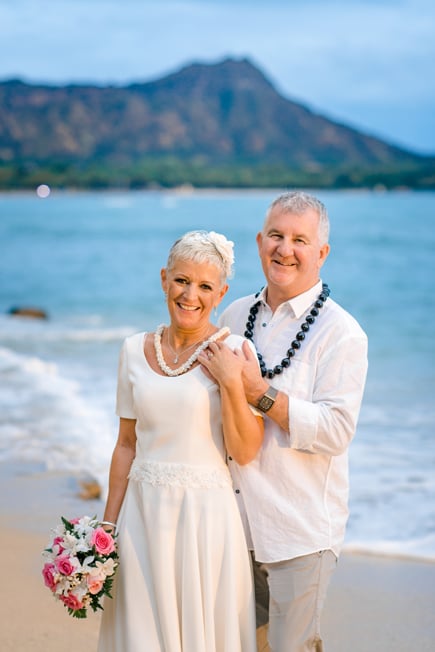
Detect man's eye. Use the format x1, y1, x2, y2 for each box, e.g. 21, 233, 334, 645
201, 284, 212, 291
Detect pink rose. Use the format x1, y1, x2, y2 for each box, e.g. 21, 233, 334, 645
87, 576, 104, 595
61, 592, 84, 611
52, 536, 65, 554
70, 517, 80, 524
55, 554, 75, 576
91, 527, 115, 555
42, 563, 57, 591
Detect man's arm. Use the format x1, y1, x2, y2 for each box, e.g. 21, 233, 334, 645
240, 341, 290, 430
241, 336, 368, 456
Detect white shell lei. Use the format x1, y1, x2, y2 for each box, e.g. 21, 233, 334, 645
154, 324, 230, 376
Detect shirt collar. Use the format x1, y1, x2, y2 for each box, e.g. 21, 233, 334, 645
257, 280, 323, 319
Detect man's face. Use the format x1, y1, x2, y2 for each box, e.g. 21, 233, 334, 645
256, 207, 330, 300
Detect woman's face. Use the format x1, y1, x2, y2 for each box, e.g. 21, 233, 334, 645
161, 258, 228, 333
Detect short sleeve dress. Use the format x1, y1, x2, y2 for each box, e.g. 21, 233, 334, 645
97, 332, 256, 652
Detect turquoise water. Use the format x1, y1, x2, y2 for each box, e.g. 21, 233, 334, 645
1, 189, 434, 560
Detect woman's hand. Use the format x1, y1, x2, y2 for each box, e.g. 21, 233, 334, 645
200, 340, 268, 403
100, 520, 117, 534
198, 341, 246, 388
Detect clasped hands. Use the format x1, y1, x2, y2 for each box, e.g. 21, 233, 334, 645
198, 340, 267, 403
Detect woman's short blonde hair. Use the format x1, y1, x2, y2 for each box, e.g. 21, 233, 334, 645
166, 230, 234, 284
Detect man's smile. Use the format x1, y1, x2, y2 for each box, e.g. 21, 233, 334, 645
273, 259, 295, 267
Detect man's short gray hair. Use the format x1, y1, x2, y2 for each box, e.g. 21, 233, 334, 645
265, 191, 330, 245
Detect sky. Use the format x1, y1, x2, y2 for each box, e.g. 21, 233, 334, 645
1, 0, 434, 154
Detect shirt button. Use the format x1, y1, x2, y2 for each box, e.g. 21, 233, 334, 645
262, 322, 267, 327
235, 489, 240, 494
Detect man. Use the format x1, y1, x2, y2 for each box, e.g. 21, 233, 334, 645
219, 191, 368, 652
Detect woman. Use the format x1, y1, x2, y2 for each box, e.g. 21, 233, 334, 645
98, 230, 263, 652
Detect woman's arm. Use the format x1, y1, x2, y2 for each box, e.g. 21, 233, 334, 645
101, 417, 137, 530
199, 341, 264, 465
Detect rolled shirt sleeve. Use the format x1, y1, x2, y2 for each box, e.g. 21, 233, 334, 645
288, 333, 368, 455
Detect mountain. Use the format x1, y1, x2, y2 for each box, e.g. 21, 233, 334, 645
0, 57, 433, 189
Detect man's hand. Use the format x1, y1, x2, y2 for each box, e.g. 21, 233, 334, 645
240, 340, 270, 405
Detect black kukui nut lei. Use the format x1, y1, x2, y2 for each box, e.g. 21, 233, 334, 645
244, 283, 330, 379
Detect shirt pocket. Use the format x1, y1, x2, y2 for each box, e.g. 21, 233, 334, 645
278, 358, 315, 400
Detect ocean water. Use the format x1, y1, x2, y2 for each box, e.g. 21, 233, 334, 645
1, 189, 434, 561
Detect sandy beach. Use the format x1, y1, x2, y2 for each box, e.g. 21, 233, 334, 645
0, 463, 103, 652
1, 462, 434, 652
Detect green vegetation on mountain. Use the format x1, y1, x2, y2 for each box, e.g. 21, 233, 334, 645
0, 58, 433, 189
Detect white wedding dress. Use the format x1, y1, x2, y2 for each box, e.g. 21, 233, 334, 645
98, 332, 256, 652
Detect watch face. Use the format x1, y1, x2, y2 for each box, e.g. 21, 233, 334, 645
258, 395, 274, 412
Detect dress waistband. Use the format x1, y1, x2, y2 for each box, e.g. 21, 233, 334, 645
128, 459, 232, 489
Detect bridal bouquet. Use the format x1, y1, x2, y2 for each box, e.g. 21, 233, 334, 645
42, 515, 119, 618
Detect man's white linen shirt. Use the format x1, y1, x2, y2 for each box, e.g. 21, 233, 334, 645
219, 280, 368, 563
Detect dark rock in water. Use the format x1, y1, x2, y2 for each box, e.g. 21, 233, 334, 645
8, 306, 49, 319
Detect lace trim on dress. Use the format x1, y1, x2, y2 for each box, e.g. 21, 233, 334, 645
128, 459, 232, 489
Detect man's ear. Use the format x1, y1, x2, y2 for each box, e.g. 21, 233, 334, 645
256, 231, 263, 253
318, 243, 330, 269
160, 268, 167, 292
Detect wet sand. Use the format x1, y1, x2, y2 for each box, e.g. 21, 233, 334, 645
1, 462, 434, 652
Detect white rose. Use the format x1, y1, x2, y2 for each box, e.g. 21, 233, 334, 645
207, 231, 234, 277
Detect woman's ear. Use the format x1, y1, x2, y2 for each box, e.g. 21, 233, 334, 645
217, 283, 229, 304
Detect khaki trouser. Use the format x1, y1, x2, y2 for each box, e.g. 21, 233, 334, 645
252, 550, 337, 652
256, 624, 270, 652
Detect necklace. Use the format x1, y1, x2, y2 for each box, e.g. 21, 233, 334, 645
154, 324, 230, 376
166, 329, 205, 363
244, 283, 330, 379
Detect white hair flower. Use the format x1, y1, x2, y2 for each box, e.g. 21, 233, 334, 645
206, 231, 234, 278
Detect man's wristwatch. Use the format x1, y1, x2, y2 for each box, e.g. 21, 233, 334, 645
256, 385, 278, 413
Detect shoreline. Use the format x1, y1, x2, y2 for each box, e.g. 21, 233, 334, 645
0, 186, 423, 198
1, 462, 435, 651
2, 460, 433, 564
